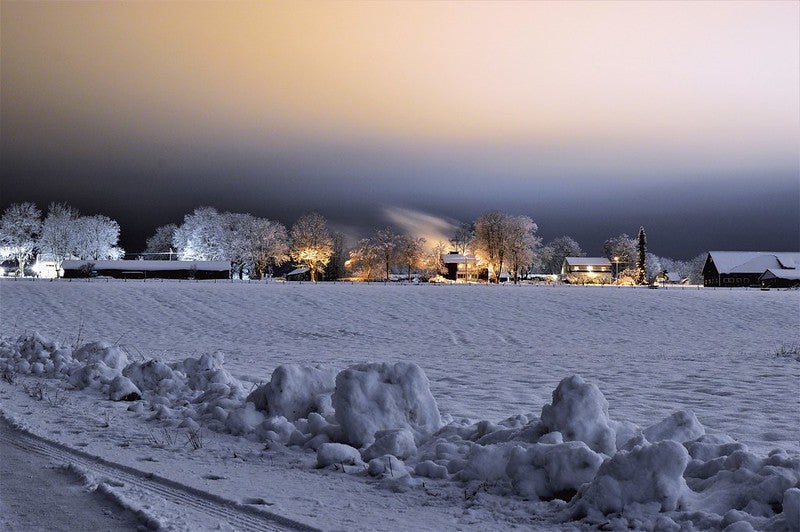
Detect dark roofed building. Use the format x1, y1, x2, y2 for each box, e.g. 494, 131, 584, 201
702, 252, 800, 287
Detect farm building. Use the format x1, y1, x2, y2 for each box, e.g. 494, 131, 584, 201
441, 252, 482, 282
759, 268, 800, 289
702, 252, 800, 287
61, 260, 231, 280
561, 257, 612, 283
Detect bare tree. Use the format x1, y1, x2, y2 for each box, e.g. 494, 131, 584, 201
75, 215, 124, 260
449, 223, 473, 254
144, 224, 178, 259
290, 212, 333, 282
422, 241, 448, 279
374, 227, 401, 281
540, 236, 584, 274
347, 238, 379, 281
505, 215, 540, 284
38, 202, 81, 276
473, 211, 510, 283
397, 235, 426, 281
0, 202, 42, 276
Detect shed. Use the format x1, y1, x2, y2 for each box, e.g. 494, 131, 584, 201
61, 260, 231, 280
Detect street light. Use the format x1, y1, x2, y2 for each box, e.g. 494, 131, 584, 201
613, 256, 620, 280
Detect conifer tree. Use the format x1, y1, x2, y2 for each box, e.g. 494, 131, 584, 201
635, 226, 647, 285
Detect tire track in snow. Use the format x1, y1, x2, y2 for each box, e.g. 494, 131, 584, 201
0, 416, 317, 532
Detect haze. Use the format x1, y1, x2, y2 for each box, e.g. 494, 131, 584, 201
1, 1, 798, 257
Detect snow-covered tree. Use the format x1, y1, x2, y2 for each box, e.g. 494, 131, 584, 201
0, 202, 42, 276
374, 227, 402, 282
422, 241, 448, 279
243, 217, 289, 280
635, 226, 647, 285
603, 233, 636, 274
144, 224, 178, 259
505, 215, 540, 284
173, 207, 226, 261
539, 236, 584, 275
646, 252, 663, 282
75, 214, 124, 260
473, 211, 511, 283
38, 202, 81, 276
396, 235, 426, 281
290, 212, 333, 282
347, 238, 379, 281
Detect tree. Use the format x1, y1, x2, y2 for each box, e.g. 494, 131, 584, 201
635, 226, 647, 284
38, 202, 81, 276
602, 233, 636, 277
646, 252, 663, 282
290, 212, 333, 282
75, 215, 123, 260
173, 207, 226, 261
324, 232, 347, 281
347, 238, 379, 281
422, 241, 448, 279
0, 202, 42, 276
449, 223, 473, 254
374, 227, 401, 281
540, 236, 584, 275
473, 211, 510, 283
505, 215, 540, 283
144, 224, 178, 259
244, 217, 289, 280
396, 235, 426, 281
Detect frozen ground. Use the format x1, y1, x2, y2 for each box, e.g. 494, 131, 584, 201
0, 279, 798, 530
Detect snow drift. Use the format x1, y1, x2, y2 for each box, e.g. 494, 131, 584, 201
2, 331, 799, 530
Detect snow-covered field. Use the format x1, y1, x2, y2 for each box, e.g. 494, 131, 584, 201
1, 279, 798, 530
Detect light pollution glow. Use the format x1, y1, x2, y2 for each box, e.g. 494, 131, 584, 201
4, 1, 798, 176
1, 1, 798, 256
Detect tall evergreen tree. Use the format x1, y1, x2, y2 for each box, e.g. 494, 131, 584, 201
635, 226, 647, 285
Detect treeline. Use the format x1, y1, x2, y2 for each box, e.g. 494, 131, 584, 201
0, 202, 705, 283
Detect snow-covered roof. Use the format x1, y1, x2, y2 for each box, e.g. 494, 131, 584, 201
62, 260, 231, 271
760, 269, 800, 281
707, 252, 800, 274
285, 267, 310, 276
563, 257, 611, 266
664, 272, 684, 282
441, 253, 476, 264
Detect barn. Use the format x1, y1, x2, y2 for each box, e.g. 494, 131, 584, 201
61, 260, 231, 280
702, 252, 800, 287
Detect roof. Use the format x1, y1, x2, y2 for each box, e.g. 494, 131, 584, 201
760, 269, 800, 281
62, 260, 231, 271
563, 257, 611, 266
285, 267, 310, 276
707, 252, 800, 274
441, 253, 476, 264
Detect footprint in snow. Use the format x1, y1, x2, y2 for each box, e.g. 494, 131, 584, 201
202, 474, 226, 480
242, 497, 273, 506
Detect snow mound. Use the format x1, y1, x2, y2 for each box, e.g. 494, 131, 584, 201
540, 375, 617, 455
569, 440, 690, 519
644, 410, 705, 443
3, 332, 800, 530
246, 364, 335, 421
332, 362, 442, 447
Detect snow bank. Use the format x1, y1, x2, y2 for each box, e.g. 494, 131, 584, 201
332, 362, 442, 447
2, 332, 799, 530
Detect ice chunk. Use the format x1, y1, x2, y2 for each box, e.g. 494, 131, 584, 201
317, 442, 363, 468
644, 410, 705, 443
246, 364, 335, 421
363, 429, 417, 461
108, 375, 141, 401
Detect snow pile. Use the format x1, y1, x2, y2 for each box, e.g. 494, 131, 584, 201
2, 332, 800, 529
332, 362, 442, 447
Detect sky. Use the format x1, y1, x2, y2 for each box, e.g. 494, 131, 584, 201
1, 0, 798, 259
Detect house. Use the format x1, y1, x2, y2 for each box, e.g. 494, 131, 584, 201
655, 271, 688, 285
284, 267, 311, 281
561, 257, 612, 283
61, 260, 231, 280
441, 252, 482, 282
759, 269, 800, 289
702, 252, 800, 287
